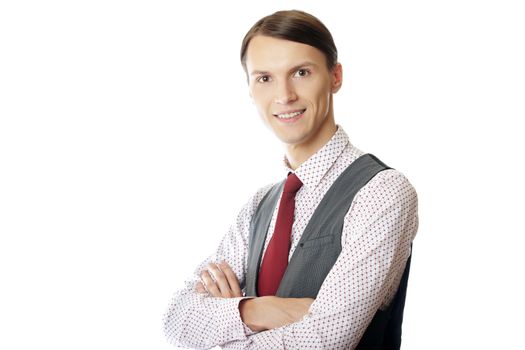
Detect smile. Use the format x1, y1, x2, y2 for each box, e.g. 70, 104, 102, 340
274, 109, 306, 121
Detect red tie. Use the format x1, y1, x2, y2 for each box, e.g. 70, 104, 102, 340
258, 173, 303, 296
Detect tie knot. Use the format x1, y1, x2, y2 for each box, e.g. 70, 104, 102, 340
283, 173, 303, 194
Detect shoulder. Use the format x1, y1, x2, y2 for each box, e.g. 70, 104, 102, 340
351, 167, 418, 217
345, 166, 419, 241
241, 182, 280, 218
367, 168, 417, 197
252, 182, 278, 205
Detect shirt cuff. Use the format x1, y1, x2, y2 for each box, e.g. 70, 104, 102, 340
210, 296, 256, 341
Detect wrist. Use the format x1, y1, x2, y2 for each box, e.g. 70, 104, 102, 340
239, 297, 269, 332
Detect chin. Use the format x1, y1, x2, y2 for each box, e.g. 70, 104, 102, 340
275, 132, 307, 146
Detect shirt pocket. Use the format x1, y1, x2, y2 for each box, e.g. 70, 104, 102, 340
299, 234, 334, 249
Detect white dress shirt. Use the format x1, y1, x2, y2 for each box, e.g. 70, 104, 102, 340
163, 126, 419, 349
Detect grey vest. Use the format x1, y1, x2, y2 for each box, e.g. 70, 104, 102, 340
245, 153, 411, 349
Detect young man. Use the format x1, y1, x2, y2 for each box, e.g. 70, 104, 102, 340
163, 10, 418, 350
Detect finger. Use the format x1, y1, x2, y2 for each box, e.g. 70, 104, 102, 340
207, 263, 232, 298
200, 270, 221, 297
219, 261, 242, 297
195, 281, 207, 294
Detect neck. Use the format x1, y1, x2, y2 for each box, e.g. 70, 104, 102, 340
285, 119, 337, 170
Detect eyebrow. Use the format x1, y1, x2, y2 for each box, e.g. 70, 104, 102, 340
249, 61, 318, 76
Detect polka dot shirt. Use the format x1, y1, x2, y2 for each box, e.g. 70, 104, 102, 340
163, 126, 419, 349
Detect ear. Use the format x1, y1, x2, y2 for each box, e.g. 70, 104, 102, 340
331, 63, 343, 93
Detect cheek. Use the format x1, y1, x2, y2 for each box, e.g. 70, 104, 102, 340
310, 88, 332, 119
315, 81, 332, 104
297, 79, 330, 103
251, 88, 272, 111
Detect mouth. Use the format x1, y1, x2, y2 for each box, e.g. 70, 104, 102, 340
273, 109, 306, 122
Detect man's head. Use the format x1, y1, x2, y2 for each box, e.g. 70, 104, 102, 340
240, 10, 343, 160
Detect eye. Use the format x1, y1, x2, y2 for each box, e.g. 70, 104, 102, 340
256, 75, 272, 83
294, 68, 311, 77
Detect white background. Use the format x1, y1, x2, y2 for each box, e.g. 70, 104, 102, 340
1, 1, 524, 349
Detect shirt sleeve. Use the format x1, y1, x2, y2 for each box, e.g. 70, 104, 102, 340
221, 170, 419, 350
162, 184, 273, 349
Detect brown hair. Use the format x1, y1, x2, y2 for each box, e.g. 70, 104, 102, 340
240, 10, 338, 72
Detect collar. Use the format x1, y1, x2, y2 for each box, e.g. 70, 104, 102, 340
283, 125, 351, 192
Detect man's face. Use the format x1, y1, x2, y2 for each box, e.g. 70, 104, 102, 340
245, 35, 342, 149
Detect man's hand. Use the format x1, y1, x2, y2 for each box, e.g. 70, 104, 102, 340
239, 296, 314, 332
195, 261, 314, 332
195, 261, 242, 298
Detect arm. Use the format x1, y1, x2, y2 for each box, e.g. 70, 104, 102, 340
221, 170, 419, 350
196, 258, 315, 332
162, 184, 273, 349
239, 296, 314, 332
197, 263, 314, 332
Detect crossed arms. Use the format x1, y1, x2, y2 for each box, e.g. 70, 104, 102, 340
196, 260, 314, 332
163, 171, 418, 349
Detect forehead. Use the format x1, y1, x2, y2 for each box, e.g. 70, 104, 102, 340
245, 35, 327, 73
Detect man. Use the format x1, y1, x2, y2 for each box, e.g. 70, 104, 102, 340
163, 9, 418, 350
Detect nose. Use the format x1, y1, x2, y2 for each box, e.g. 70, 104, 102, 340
274, 79, 298, 105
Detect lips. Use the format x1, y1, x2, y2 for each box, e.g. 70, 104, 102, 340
273, 109, 306, 120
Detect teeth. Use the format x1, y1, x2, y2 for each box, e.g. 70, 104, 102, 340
276, 110, 304, 119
